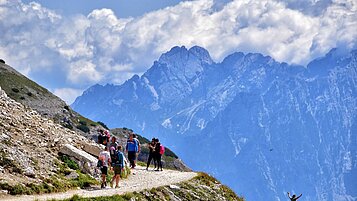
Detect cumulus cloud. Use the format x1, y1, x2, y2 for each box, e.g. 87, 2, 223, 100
0, 0, 356, 102
53, 88, 83, 104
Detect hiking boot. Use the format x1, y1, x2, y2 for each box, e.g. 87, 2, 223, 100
101, 183, 105, 189
115, 185, 120, 188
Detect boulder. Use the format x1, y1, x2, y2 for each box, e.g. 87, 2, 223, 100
65, 171, 79, 179
79, 141, 103, 157
59, 144, 97, 175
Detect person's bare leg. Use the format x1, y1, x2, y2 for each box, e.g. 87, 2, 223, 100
101, 174, 106, 188
115, 175, 120, 187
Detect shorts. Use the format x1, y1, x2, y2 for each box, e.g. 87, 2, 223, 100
113, 166, 122, 175
128, 151, 137, 161
100, 166, 108, 175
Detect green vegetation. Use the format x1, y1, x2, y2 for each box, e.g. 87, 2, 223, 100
76, 124, 90, 133
52, 172, 245, 201
135, 134, 150, 144
60, 155, 79, 170
78, 116, 97, 127
11, 88, 19, 93
97, 121, 109, 130
0, 156, 99, 195
63, 123, 74, 130
0, 66, 50, 103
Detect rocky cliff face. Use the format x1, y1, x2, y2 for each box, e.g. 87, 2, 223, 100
0, 86, 101, 195
73, 46, 357, 201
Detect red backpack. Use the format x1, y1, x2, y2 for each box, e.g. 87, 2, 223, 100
159, 145, 165, 155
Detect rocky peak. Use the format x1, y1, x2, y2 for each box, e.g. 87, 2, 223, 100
158, 45, 213, 66
188, 45, 213, 64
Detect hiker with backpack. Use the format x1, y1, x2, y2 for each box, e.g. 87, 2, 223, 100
154, 138, 164, 171
133, 134, 141, 161
98, 146, 111, 188
146, 138, 157, 170
109, 136, 119, 161
287, 192, 302, 201
110, 145, 125, 188
126, 133, 139, 169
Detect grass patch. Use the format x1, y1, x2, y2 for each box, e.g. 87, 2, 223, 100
59, 155, 79, 170
0, 66, 50, 103
76, 124, 90, 133
97, 121, 109, 130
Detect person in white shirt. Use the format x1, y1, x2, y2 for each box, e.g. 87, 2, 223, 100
98, 146, 111, 188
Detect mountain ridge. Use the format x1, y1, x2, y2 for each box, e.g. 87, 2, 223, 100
72, 46, 357, 201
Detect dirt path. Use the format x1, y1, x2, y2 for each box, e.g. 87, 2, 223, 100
2, 166, 197, 201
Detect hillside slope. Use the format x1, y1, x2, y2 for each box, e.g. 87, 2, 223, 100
0, 86, 102, 195
0, 62, 104, 140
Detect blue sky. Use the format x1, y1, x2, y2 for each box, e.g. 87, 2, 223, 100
21, 0, 183, 18
0, 0, 356, 104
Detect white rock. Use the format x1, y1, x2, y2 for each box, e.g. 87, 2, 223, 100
59, 144, 97, 175
169, 184, 180, 190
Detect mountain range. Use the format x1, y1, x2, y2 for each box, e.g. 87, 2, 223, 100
72, 46, 357, 201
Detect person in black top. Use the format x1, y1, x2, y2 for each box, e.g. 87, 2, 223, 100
154, 138, 163, 171
146, 138, 156, 170
287, 192, 302, 201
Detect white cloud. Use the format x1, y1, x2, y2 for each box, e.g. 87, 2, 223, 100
53, 88, 83, 104
0, 0, 356, 102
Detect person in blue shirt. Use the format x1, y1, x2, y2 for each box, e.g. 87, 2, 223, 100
126, 134, 139, 168
111, 145, 125, 188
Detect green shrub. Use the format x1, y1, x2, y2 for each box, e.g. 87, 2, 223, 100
164, 147, 178, 159
26, 183, 44, 194
9, 184, 29, 195
72, 171, 99, 188
136, 134, 150, 144
11, 88, 19, 93
79, 120, 87, 126
97, 121, 109, 129
63, 123, 73, 130
60, 155, 79, 170
76, 124, 90, 133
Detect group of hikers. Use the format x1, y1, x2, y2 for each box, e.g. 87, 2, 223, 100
96, 130, 165, 189
95, 130, 303, 200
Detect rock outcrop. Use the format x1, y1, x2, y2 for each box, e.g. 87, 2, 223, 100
59, 144, 98, 175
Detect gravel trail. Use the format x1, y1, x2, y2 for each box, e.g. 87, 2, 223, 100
2, 166, 197, 201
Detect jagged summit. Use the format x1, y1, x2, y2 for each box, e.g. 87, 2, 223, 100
158, 45, 213, 65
